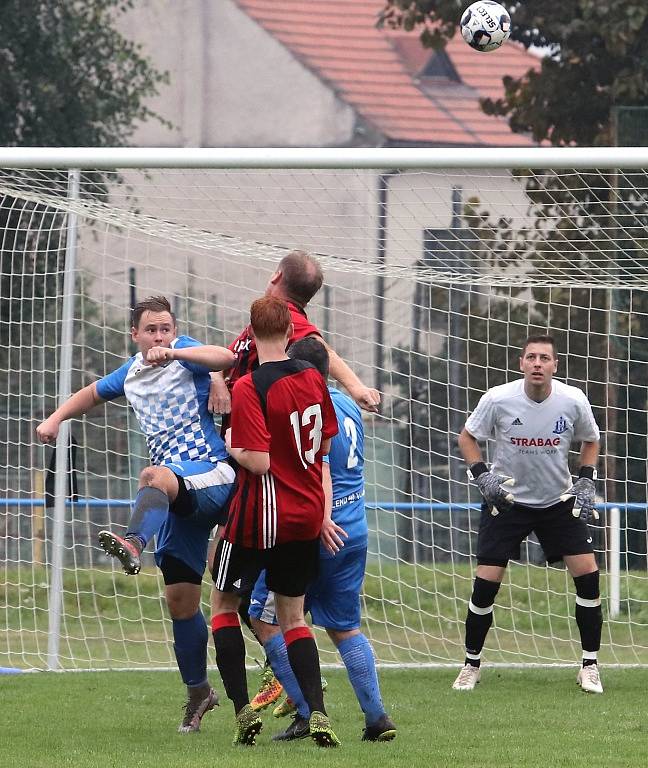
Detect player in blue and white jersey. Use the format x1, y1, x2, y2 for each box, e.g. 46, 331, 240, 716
36, 295, 235, 732
247, 337, 396, 743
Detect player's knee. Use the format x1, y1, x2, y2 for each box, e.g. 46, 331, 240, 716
165, 589, 200, 620
326, 628, 359, 647
574, 570, 600, 600
139, 465, 174, 493
471, 576, 501, 609
211, 588, 240, 615
251, 616, 280, 645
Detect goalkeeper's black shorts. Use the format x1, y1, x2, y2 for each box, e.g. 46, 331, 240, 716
476, 498, 595, 566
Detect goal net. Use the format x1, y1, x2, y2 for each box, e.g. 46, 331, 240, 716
2, 148, 647, 671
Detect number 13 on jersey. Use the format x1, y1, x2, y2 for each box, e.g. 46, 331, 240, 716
290, 404, 323, 468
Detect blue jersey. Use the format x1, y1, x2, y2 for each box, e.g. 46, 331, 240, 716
95, 335, 227, 466
325, 387, 367, 549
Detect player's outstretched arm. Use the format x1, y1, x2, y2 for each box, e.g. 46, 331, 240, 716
323, 342, 380, 413
147, 344, 235, 371
36, 382, 104, 445
458, 427, 515, 513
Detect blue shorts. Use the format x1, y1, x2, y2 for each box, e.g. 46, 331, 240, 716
154, 460, 235, 577
249, 544, 367, 631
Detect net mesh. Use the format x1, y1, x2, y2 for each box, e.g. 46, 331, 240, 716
2, 163, 647, 670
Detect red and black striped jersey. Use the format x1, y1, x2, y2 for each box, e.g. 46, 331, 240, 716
223, 359, 338, 549
226, 301, 320, 391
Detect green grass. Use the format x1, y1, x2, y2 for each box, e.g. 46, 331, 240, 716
3, 563, 648, 668
2, 668, 647, 768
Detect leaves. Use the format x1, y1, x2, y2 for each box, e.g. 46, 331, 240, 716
379, 0, 648, 145
0, 0, 166, 147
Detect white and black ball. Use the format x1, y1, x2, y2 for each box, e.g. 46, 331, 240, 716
460, 1, 511, 52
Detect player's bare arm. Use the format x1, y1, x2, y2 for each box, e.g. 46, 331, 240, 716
579, 440, 599, 470
320, 457, 348, 556
36, 382, 104, 444
208, 370, 231, 414
458, 427, 483, 466
323, 341, 380, 413
224, 427, 270, 475
147, 344, 235, 370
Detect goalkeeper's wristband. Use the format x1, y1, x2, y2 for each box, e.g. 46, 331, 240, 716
578, 466, 597, 480
468, 462, 489, 480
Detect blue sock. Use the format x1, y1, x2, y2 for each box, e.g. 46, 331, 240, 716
126, 487, 168, 548
264, 632, 309, 719
172, 612, 209, 688
338, 633, 385, 725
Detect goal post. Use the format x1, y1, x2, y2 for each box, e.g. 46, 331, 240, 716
2, 147, 648, 672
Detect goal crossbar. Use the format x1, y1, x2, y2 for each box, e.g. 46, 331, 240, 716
0, 146, 646, 169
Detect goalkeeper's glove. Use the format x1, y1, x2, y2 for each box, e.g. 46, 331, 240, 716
560, 467, 598, 521
469, 462, 515, 514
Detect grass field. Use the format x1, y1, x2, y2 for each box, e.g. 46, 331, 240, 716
3, 563, 648, 669
3, 667, 647, 768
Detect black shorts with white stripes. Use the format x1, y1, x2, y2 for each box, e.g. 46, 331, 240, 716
476, 498, 595, 566
211, 536, 320, 598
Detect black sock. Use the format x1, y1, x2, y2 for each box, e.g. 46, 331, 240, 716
285, 630, 325, 714
237, 592, 264, 649
573, 571, 602, 659
464, 577, 501, 666
211, 616, 248, 714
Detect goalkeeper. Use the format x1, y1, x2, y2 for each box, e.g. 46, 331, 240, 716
453, 335, 603, 694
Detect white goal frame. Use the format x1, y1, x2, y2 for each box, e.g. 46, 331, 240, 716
2, 146, 647, 671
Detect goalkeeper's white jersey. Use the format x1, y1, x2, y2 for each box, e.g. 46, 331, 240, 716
465, 378, 600, 508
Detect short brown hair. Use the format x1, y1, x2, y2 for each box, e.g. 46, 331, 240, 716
250, 296, 291, 340
521, 334, 557, 358
131, 296, 176, 329
278, 250, 323, 306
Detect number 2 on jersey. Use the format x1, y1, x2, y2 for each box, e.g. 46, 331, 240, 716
344, 416, 359, 468
289, 404, 323, 469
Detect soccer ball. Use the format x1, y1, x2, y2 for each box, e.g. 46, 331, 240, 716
460, 1, 511, 52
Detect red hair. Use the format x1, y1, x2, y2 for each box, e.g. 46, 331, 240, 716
250, 296, 291, 340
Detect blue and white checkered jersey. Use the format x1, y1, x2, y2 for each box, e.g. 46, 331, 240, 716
324, 387, 368, 547
95, 335, 227, 466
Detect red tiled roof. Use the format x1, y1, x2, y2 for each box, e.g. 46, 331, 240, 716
234, 0, 540, 146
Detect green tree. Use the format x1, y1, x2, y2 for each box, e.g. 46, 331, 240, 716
0, 1, 167, 498
379, 0, 648, 145
0, 0, 166, 147
379, 2, 648, 565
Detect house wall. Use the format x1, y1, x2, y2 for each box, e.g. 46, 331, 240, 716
117, 0, 357, 147
73, 166, 532, 394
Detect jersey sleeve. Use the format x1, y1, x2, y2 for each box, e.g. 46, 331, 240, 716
228, 327, 248, 353
464, 391, 496, 441
230, 377, 271, 452
572, 390, 600, 442
289, 309, 321, 342
173, 335, 208, 374
95, 358, 133, 401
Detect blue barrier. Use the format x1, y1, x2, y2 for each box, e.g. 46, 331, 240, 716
0, 499, 646, 513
